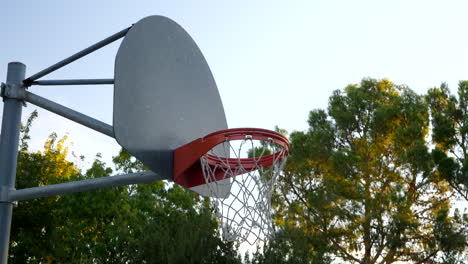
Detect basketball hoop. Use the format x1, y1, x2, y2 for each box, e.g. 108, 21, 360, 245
174, 128, 289, 245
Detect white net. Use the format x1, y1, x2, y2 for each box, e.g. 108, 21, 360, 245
200, 136, 287, 245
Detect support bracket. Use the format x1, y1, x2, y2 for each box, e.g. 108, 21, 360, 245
0, 187, 16, 207
1, 83, 26, 103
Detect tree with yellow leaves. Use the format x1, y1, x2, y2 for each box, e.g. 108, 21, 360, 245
259, 79, 467, 263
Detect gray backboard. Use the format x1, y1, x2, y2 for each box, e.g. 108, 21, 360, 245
114, 15, 228, 181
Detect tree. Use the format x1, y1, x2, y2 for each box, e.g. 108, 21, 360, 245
9, 112, 242, 263
246, 227, 333, 264
11, 111, 81, 263
112, 149, 241, 263
427, 81, 468, 200
269, 78, 467, 263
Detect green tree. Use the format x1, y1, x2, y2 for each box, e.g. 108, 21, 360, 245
10, 113, 242, 263
427, 81, 468, 200
269, 79, 467, 263
12, 110, 81, 263
247, 227, 333, 264
112, 149, 241, 263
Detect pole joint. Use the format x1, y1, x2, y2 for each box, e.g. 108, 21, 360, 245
1, 82, 26, 103
0, 187, 16, 206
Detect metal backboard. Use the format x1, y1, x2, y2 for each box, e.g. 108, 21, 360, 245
113, 16, 228, 190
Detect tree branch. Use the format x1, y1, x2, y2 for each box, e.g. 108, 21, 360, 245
414, 250, 438, 264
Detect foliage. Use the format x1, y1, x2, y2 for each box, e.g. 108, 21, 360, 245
9, 112, 241, 263
427, 81, 468, 200
12, 110, 80, 263
268, 78, 467, 263
246, 228, 333, 264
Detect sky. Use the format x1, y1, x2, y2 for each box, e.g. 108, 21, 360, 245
1, 0, 468, 210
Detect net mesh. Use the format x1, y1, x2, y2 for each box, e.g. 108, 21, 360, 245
200, 136, 287, 245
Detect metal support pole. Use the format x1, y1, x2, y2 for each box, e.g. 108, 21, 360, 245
24, 91, 114, 138
31, 79, 114, 86
8, 171, 161, 201
23, 27, 130, 85
0, 62, 26, 264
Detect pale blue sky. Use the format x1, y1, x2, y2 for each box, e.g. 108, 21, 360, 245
2, 0, 468, 177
